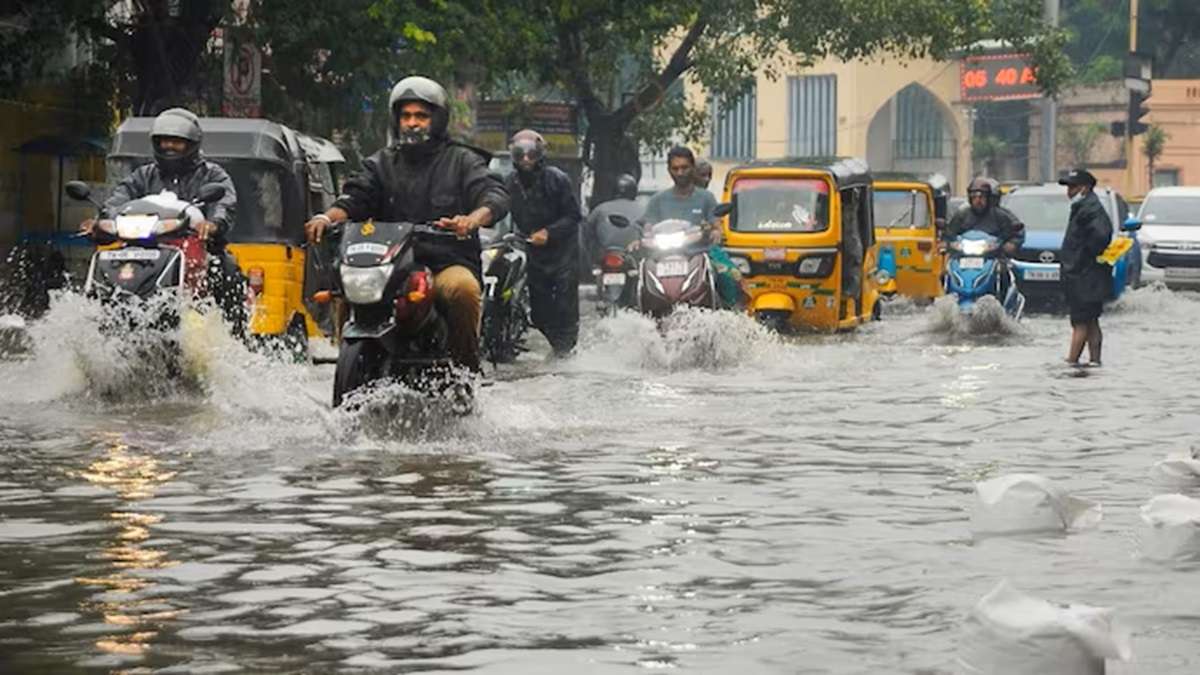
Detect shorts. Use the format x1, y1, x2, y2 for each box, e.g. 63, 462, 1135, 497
1068, 301, 1102, 326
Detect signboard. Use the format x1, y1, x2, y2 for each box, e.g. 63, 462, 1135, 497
474, 101, 579, 156
959, 53, 1041, 102
222, 36, 261, 117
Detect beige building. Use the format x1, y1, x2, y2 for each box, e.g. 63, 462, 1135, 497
692, 56, 972, 194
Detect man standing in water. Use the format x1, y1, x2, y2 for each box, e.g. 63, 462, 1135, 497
505, 129, 582, 357
1058, 169, 1112, 366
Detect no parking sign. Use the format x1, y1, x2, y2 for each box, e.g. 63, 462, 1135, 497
222, 37, 261, 117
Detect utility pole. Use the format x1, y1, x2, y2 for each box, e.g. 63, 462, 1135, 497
1126, 0, 1140, 195
1039, 0, 1059, 182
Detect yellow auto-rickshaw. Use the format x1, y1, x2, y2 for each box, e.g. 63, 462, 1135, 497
107, 118, 345, 353
719, 157, 882, 331
872, 173, 950, 302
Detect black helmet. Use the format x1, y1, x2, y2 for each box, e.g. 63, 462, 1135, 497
389, 76, 449, 149
151, 108, 202, 175
615, 173, 637, 200
509, 129, 546, 174
967, 176, 1000, 214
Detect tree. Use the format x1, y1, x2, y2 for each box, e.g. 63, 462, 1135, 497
1059, 121, 1107, 166
1, 1, 226, 115
374, 0, 1071, 203
1061, 0, 1200, 82
1143, 124, 1169, 185
973, 134, 1009, 177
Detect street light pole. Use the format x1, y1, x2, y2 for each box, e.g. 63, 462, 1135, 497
1126, 0, 1140, 194
1039, 0, 1059, 182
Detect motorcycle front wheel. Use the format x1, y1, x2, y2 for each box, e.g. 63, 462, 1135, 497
333, 339, 382, 407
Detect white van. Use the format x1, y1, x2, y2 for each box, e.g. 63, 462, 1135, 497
1136, 186, 1200, 289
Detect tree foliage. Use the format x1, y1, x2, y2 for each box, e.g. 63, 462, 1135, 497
1062, 0, 1200, 82
1060, 121, 1107, 166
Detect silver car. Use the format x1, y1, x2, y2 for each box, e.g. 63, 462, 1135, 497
1136, 186, 1200, 289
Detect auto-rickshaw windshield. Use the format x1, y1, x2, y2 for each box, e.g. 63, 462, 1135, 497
731, 178, 829, 233
875, 189, 930, 229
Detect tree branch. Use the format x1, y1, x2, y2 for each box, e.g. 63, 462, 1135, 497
557, 22, 603, 119
615, 16, 708, 127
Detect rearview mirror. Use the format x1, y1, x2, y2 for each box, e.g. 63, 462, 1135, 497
713, 202, 733, 218
1122, 216, 1142, 232
196, 183, 226, 204
608, 214, 631, 229
65, 180, 91, 201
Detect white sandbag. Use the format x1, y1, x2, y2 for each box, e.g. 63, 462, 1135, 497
1139, 493, 1200, 561
969, 474, 1101, 536
957, 580, 1131, 675
1149, 447, 1200, 486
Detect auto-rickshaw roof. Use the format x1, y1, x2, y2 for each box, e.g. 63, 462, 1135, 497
729, 157, 873, 189
110, 117, 299, 166
872, 171, 950, 194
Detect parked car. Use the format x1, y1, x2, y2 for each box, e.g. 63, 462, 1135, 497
1134, 186, 1200, 289
1000, 183, 1141, 307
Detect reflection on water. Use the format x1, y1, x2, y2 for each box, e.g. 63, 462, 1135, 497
1, 288, 1199, 672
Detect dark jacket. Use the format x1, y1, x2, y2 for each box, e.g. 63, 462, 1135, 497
332, 139, 510, 275
583, 197, 644, 264
943, 205, 1026, 248
104, 159, 238, 239
1060, 191, 1113, 306
506, 166, 581, 271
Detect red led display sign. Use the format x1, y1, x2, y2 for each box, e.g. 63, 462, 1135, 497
960, 53, 1041, 102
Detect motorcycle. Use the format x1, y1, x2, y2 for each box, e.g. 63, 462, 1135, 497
479, 230, 530, 365
610, 215, 717, 318
65, 180, 230, 332
944, 230, 1026, 319
324, 219, 472, 410
593, 246, 636, 315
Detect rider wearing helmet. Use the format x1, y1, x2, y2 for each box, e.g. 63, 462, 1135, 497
942, 176, 1025, 253
84, 107, 244, 331
504, 128, 582, 357
305, 76, 509, 373
582, 173, 644, 270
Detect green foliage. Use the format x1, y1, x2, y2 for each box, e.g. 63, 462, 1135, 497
1059, 121, 1108, 166
1143, 123, 1169, 166
1062, 0, 1200, 83
973, 134, 1009, 175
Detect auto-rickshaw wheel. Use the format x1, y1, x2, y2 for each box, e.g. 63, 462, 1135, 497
756, 310, 790, 333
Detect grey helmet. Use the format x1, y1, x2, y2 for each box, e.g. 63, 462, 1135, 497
151, 107, 203, 175
388, 76, 449, 148
615, 173, 638, 200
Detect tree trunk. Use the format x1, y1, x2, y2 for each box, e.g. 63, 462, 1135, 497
584, 112, 642, 208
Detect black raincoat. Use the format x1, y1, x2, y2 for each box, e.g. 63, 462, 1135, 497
1060, 191, 1113, 307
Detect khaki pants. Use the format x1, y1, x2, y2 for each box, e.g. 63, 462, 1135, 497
434, 265, 482, 371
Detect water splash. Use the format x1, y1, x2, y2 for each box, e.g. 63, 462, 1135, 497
1109, 282, 1200, 315
572, 306, 783, 372
925, 294, 1024, 339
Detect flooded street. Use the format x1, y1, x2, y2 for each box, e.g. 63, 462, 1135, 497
2, 287, 1199, 673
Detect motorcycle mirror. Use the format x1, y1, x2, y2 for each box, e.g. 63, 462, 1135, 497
195, 183, 227, 204
713, 202, 733, 218
1122, 216, 1142, 232
65, 180, 92, 201
608, 214, 632, 229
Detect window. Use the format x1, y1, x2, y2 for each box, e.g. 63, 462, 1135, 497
895, 84, 947, 159
730, 178, 829, 233
711, 87, 757, 160
1153, 169, 1180, 188
875, 189, 931, 229
787, 75, 837, 157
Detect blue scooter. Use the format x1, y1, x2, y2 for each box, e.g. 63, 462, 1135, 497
944, 230, 1025, 319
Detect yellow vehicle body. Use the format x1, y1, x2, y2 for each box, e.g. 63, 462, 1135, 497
228, 243, 320, 337
873, 180, 946, 302
720, 160, 882, 332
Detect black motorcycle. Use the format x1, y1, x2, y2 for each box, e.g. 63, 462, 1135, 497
479, 231, 530, 365
328, 220, 471, 410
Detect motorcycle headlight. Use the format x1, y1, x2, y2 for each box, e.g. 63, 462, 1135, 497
798, 257, 824, 276
875, 268, 892, 284
960, 240, 990, 256
340, 264, 393, 304
653, 231, 687, 250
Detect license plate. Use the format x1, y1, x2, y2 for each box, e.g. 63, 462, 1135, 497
1165, 267, 1200, 278
958, 257, 984, 270
764, 248, 787, 261
346, 242, 389, 257
601, 272, 625, 286
656, 260, 689, 277
99, 248, 160, 261
1024, 268, 1059, 281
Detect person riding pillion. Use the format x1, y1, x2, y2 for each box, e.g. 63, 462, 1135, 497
82, 107, 245, 329
583, 173, 643, 266
504, 129, 582, 357
304, 76, 509, 373
942, 176, 1025, 252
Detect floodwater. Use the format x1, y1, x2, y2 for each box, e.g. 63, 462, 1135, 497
1, 286, 1198, 673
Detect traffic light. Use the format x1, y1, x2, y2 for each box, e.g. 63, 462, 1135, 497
1129, 89, 1150, 136
1110, 120, 1126, 137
